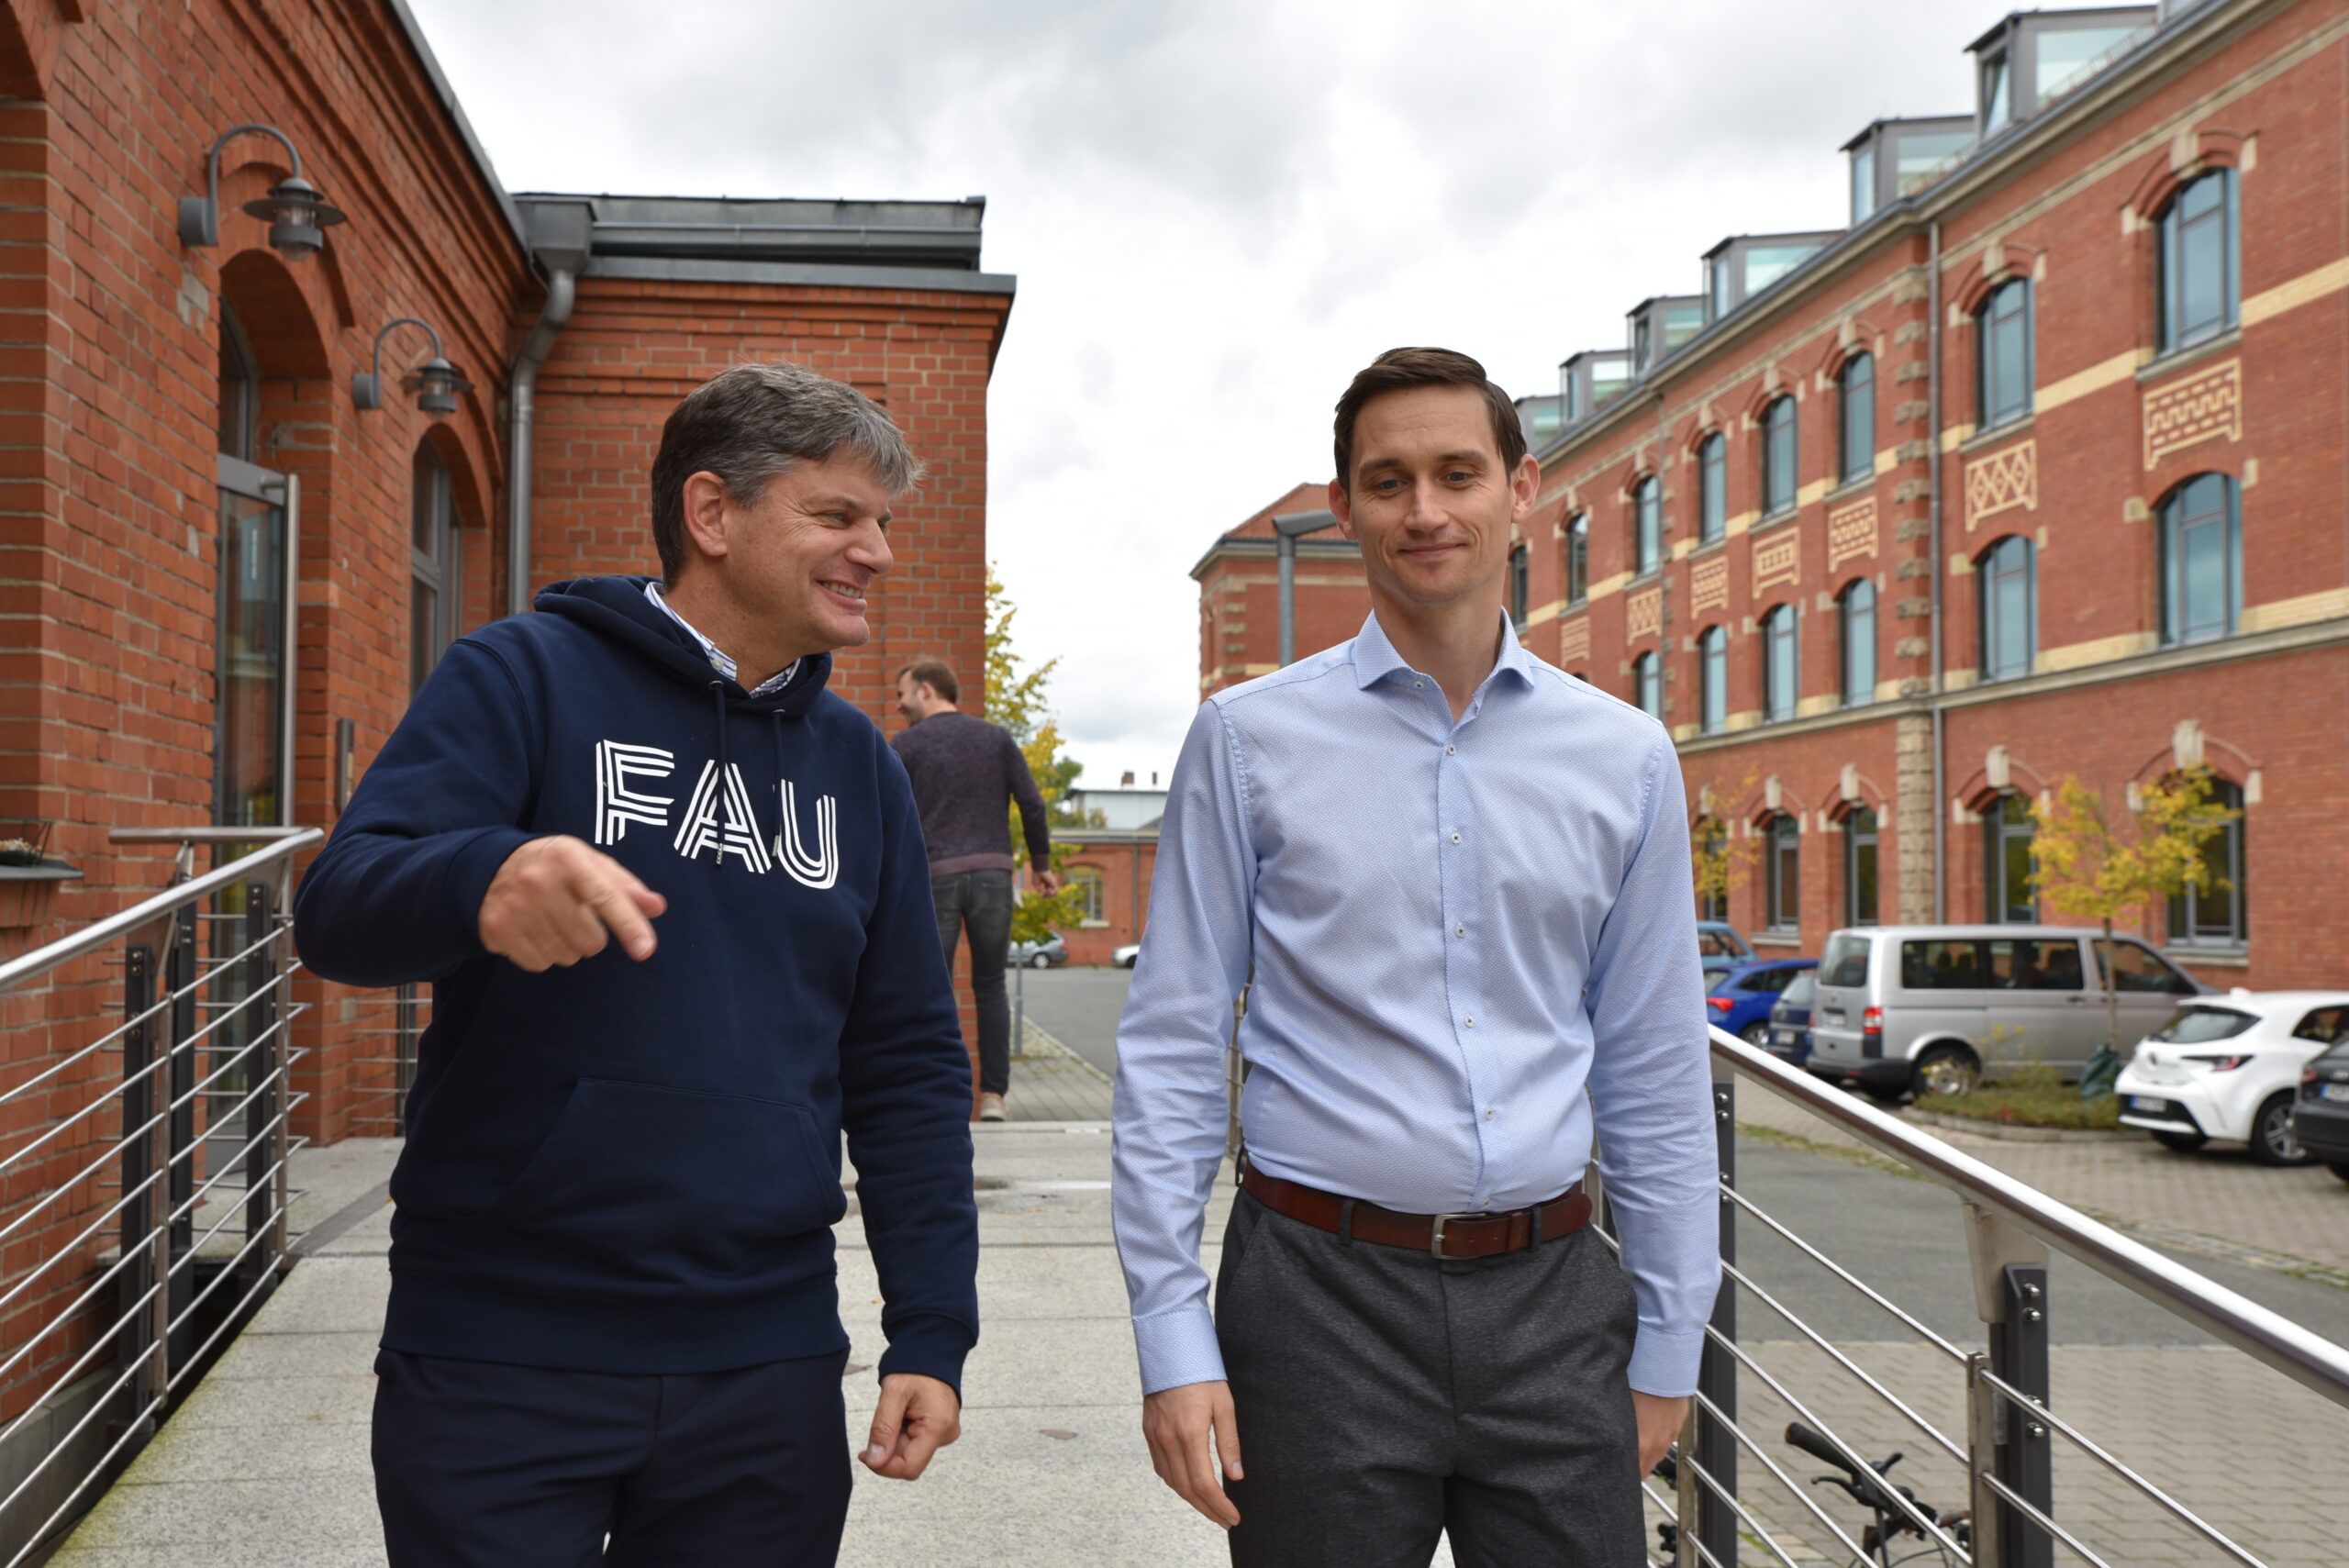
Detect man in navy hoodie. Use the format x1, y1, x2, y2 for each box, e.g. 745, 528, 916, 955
295, 362, 977, 1566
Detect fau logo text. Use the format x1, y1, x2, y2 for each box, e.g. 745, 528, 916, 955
590, 740, 839, 888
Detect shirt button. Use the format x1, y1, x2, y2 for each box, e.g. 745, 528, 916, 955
1451, 831, 1463, 844
1484, 1106, 1494, 1120
1414, 680, 1425, 690
1446, 744, 1457, 755
1455, 925, 1466, 938
1464, 1017, 1475, 1028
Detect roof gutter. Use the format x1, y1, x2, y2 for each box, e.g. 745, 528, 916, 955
507, 201, 593, 616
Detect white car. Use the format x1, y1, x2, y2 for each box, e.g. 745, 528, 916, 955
2115, 989, 2349, 1165
1112, 942, 1141, 970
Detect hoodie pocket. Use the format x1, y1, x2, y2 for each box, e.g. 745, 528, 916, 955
476, 1079, 845, 1286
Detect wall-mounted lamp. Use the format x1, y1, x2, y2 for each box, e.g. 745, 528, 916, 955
179, 123, 347, 260
353, 318, 473, 416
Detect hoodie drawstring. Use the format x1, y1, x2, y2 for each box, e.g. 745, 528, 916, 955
709, 683, 729, 869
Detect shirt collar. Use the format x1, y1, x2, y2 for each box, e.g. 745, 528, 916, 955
1350, 609, 1537, 694
644, 581, 798, 699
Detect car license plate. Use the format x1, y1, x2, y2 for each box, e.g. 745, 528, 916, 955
2128, 1095, 2165, 1112
1773, 1029, 1795, 1047
2323, 1083, 2349, 1103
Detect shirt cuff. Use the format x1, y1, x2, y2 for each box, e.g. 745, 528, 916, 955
1627, 1325, 1708, 1398
875, 1313, 976, 1397
1132, 1307, 1227, 1395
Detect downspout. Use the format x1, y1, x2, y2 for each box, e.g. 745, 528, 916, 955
1927, 219, 1947, 923
506, 265, 576, 616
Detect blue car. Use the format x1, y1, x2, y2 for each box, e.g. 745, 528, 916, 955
1707, 957, 1818, 1048
1698, 920, 1755, 976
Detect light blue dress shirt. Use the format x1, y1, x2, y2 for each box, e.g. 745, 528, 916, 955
1110, 612, 1720, 1397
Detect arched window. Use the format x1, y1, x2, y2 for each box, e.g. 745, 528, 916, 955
1843, 807, 1880, 926
1634, 476, 1662, 575
1761, 395, 1797, 517
1070, 864, 1107, 925
218, 306, 259, 462
1839, 579, 1876, 707
1985, 793, 2037, 924
1633, 651, 1662, 719
1762, 604, 1798, 723
1838, 352, 1875, 486
1698, 433, 1726, 543
1977, 278, 2032, 429
215, 303, 284, 828
2158, 168, 2238, 352
1564, 512, 1588, 605
1765, 815, 1800, 934
2167, 777, 2244, 948
1698, 626, 1727, 735
1977, 535, 2034, 682
1508, 541, 1530, 628
411, 442, 459, 694
2159, 473, 2240, 646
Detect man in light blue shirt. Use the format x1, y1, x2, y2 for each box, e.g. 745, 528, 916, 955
1112, 347, 1719, 1566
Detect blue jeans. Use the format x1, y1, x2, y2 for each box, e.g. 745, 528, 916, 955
931, 868, 1014, 1095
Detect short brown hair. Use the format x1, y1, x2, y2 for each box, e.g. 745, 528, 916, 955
1332, 347, 1525, 492
898, 659, 958, 704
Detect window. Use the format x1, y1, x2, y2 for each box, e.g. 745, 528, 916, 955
1697, 820, 1729, 920
1762, 605, 1798, 723
1565, 513, 1588, 606
1069, 865, 1107, 925
2167, 777, 2244, 948
1984, 792, 2036, 924
1632, 651, 1661, 718
1765, 816, 1799, 933
2159, 473, 2240, 646
1839, 579, 1876, 708
1843, 807, 1879, 926
1508, 542, 1530, 628
1901, 940, 1986, 989
1977, 278, 2032, 429
1820, 933, 1871, 989
1698, 434, 1726, 544
1977, 535, 2034, 681
1709, 255, 1731, 320
1851, 141, 1878, 225
1698, 626, 1727, 735
218, 308, 258, 462
1634, 476, 1662, 575
2152, 1006, 2257, 1044
215, 304, 287, 829
1761, 395, 1797, 517
2159, 168, 2238, 352
1982, 52, 2012, 129
411, 442, 458, 694
2292, 1006, 2349, 1046
2100, 940, 2198, 995
1837, 353, 1875, 485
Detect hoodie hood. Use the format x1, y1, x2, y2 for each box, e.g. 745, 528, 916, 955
535, 575, 834, 718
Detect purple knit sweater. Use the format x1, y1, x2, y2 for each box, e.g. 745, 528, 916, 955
890, 711, 1052, 875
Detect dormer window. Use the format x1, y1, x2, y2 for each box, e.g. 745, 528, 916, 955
1843, 117, 1976, 224
1628, 296, 1706, 373
1561, 350, 1632, 424
1971, 8, 2156, 137
1703, 232, 1842, 321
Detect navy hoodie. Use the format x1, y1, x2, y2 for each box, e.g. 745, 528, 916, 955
293, 576, 977, 1387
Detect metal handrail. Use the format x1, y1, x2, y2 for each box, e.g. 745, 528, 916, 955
1707, 1025, 2349, 1409
0, 830, 319, 995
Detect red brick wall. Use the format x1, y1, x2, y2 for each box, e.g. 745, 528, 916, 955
1049, 836, 1156, 966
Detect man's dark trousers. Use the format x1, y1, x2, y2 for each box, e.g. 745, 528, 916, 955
931, 868, 1015, 1095
373, 1347, 852, 1566
1216, 1192, 1646, 1568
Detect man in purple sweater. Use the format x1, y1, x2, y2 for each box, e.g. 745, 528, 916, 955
893, 661, 1059, 1119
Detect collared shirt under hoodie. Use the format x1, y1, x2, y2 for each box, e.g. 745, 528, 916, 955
293, 574, 978, 1387
1110, 611, 1719, 1398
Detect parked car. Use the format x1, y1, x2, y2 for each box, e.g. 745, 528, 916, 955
1806, 925, 2211, 1102
1707, 958, 1817, 1048
1008, 934, 1068, 969
1766, 970, 1817, 1065
2115, 991, 2349, 1166
1698, 920, 1756, 976
1112, 942, 1141, 969
2292, 1038, 2349, 1184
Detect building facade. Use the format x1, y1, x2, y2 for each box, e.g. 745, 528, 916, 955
0, 1, 1012, 1143
1192, 481, 1372, 696
1520, 0, 2344, 987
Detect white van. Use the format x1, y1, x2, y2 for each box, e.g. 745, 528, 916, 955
1805, 925, 2210, 1101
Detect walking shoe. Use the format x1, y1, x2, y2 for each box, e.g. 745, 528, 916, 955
979, 1092, 1007, 1122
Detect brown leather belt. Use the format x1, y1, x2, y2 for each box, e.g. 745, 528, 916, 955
1241, 1163, 1591, 1260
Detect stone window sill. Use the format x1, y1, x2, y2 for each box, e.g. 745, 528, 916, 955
2138, 328, 2242, 384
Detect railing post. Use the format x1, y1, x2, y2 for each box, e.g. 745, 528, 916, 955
162, 897, 197, 1373
1964, 1203, 2053, 1568
1696, 1077, 1738, 1568
117, 943, 158, 1418
239, 882, 276, 1280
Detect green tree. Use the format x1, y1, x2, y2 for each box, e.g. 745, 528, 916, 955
1689, 769, 1761, 922
984, 567, 1086, 942
2031, 767, 2240, 1067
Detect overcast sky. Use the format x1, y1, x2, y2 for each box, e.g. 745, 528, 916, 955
409, 0, 2032, 789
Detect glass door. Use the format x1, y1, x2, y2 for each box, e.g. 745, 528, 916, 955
215, 455, 296, 828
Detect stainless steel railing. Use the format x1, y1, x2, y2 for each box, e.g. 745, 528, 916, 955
0, 828, 318, 1567
1622, 1025, 2349, 1568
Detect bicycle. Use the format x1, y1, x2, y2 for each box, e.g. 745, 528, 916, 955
1786, 1420, 1971, 1567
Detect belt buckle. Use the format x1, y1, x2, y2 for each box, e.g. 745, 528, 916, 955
1428, 1213, 1481, 1259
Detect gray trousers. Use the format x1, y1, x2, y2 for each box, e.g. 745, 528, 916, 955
1216, 1191, 1645, 1568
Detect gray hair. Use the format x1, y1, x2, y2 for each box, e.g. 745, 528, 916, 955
649, 361, 921, 580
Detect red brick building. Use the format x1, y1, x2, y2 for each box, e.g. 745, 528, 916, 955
0, 1, 1012, 1140
1192, 481, 1372, 696
1521, 0, 2345, 987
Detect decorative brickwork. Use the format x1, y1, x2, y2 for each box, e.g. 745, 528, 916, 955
1965, 439, 2038, 531
1690, 555, 1730, 616
1626, 584, 1663, 641
1827, 498, 1879, 574
2142, 357, 2243, 468
1753, 530, 1800, 597
1559, 614, 1590, 666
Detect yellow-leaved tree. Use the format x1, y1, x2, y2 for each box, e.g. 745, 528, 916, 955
2030, 767, 2239, 1067
1689, 770, 1761, 928
983, 568, 1085, 943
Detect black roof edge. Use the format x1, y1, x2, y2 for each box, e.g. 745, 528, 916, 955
381, 0, 528, 254
1839, 113, 1976, 153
